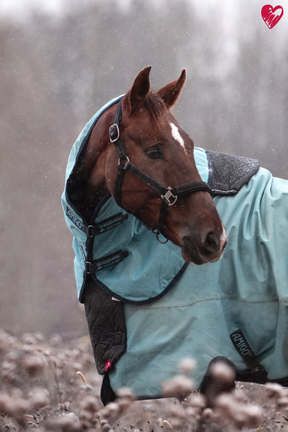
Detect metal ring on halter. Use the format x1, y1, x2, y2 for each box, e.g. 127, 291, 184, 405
156, 230, 169, 244
161, 186, 178, 206
118, 156, 130, 170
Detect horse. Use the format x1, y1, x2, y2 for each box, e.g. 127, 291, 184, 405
62, 66, 288, 405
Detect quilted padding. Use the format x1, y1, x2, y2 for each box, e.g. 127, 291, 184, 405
83, 276, 126, 375
207, 150, 260, 195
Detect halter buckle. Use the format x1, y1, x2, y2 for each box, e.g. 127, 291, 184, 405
161, 187, 178, 206
109, 124, 120, 142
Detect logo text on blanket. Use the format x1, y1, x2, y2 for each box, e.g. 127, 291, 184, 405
231, 332, 251, 356
230, 330, 268, 379
66, 207, 84, 230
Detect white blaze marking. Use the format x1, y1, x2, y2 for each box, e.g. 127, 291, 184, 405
170, 123, 187, 154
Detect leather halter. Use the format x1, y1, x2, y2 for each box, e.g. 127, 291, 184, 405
109, 97, 212, 243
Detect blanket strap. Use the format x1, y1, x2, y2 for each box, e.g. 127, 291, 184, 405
86, 250, 128, 273
230, 329, 268, 382
83, 213, 128, 237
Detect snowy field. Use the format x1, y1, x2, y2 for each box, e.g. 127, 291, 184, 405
1, 329, 288, 431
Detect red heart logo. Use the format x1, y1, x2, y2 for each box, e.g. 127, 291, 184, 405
261, 5, 284, 28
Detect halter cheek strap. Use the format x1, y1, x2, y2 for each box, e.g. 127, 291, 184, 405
109, 97, 212, 240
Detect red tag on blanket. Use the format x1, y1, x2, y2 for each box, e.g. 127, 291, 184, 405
105, 359, 111, 372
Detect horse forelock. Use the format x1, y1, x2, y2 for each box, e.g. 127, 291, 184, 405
143, 92, 166, 121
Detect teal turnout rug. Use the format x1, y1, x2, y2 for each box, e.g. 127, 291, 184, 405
62, 97, 288, 400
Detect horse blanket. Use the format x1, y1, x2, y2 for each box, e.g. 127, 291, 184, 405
62, 96, 288, 403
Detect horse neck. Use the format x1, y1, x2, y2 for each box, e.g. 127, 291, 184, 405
69, 110, 114, 224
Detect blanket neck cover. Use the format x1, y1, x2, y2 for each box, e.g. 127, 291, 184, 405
62, 96, 288, 401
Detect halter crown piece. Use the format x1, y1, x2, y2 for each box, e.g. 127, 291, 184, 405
109, 97, 212, 244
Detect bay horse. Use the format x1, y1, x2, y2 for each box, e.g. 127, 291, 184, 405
67, 66, 226, 263
62, 66, 288, 405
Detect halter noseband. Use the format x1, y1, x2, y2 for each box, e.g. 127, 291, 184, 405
109, 97, 212, 243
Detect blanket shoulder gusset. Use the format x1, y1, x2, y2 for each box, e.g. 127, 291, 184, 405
206, 150, 260, 196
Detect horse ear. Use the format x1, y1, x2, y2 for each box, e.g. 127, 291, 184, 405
123, 66, 152, 114
157, 69, 186, 108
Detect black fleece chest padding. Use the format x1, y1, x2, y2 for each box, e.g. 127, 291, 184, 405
83, 276, 126, 376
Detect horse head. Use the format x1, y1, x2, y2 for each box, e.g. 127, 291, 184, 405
84, 66, 227, 264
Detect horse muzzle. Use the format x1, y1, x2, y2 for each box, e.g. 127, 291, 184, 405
181, 225, 227, 264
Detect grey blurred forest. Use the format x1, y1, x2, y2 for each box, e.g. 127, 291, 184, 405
0, 0, 287, 337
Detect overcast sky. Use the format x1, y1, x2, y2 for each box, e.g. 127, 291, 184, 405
0, 0, 133, 18
0, 0, 228, 19
0, 0, 67, 17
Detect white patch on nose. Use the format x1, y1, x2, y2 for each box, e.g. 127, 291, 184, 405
219, 224, 228, 250
170, 123, 187, 154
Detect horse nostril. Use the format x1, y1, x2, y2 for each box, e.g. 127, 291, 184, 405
205, 232, 220, 252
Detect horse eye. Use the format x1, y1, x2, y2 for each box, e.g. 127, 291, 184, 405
145, 147, 163, 160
